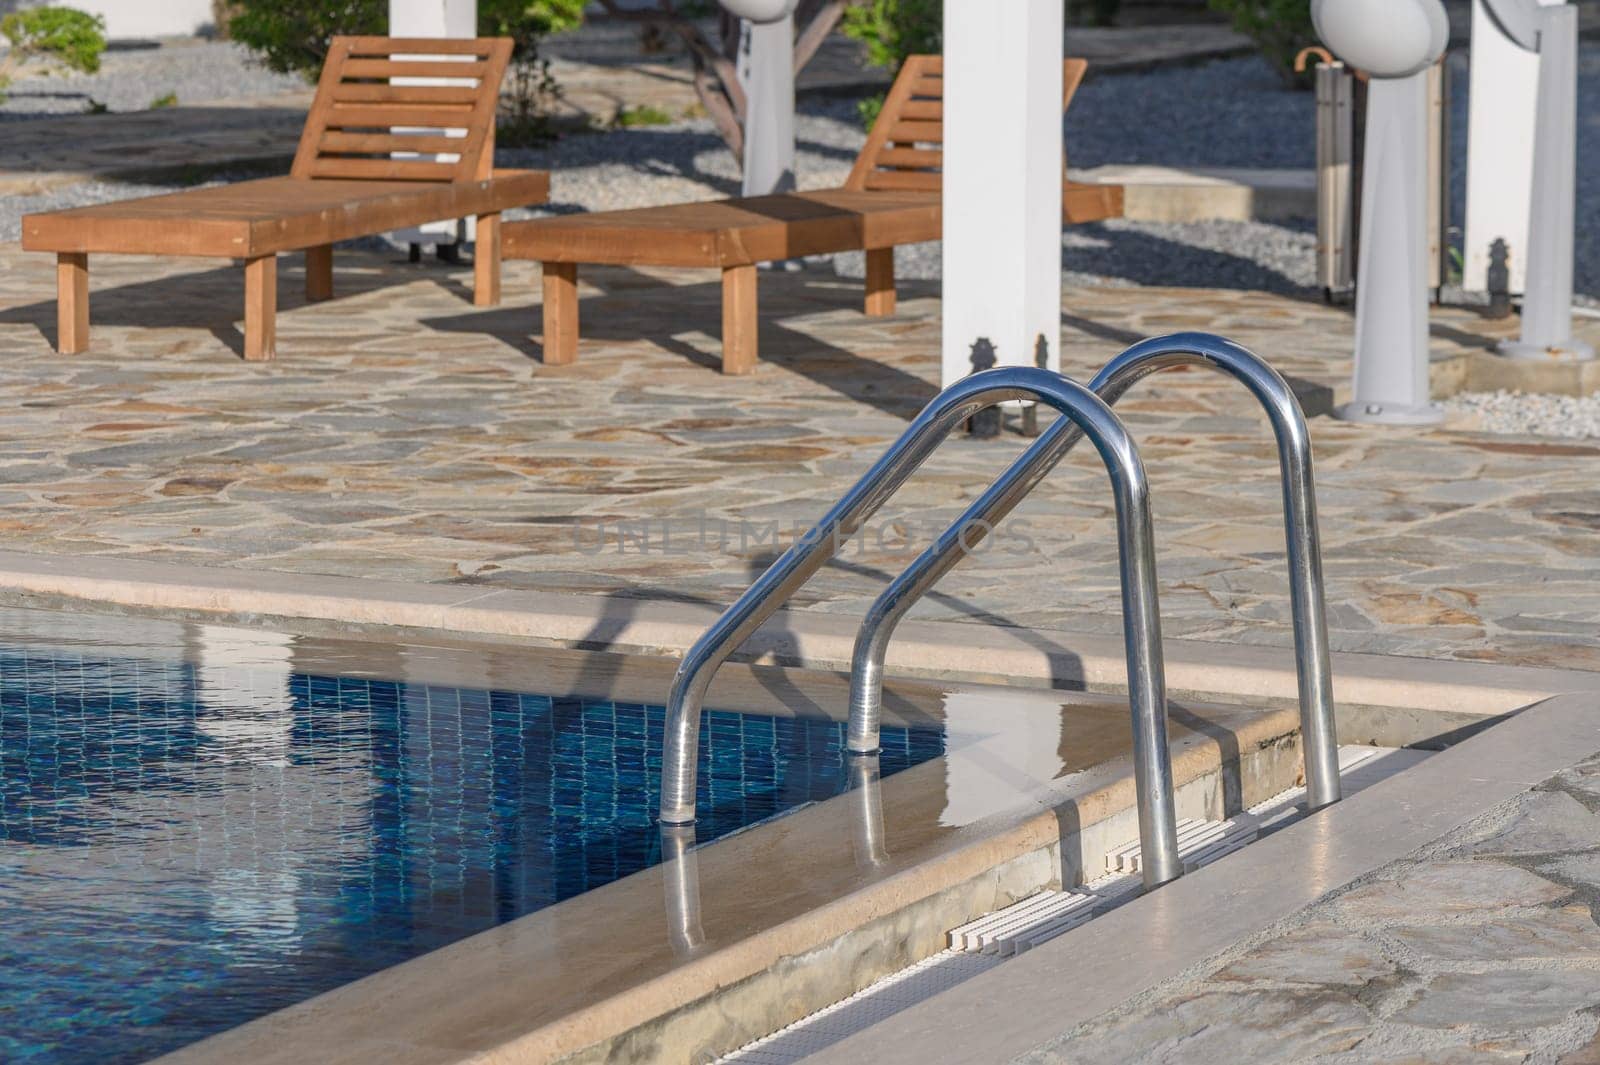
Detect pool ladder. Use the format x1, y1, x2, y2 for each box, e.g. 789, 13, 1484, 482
658, 332, 1339, 901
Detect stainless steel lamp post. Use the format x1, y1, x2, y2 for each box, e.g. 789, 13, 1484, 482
719, 0, 799, 196
1313, 0, 1450, 425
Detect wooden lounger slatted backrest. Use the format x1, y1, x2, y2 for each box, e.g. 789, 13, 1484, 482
844, 55, 1091, 195
291, 36, 514, 184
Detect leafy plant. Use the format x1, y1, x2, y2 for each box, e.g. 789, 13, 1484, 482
0, 6, 107, 103
149, 91, 178, 109
229, 0, 583, 78
840, 0, 940, 129
227, 0, 585, 142
1207, 0, 1318, 88
1075, 0, 1122, 26
613, 103, 673, 128
497, 52, 564, 146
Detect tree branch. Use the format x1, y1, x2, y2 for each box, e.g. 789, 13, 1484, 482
793, 0, 849, 75
589, 0, 854, 161
593, 0, 747, 140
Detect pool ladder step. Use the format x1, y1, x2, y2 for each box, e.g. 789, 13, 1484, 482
949, 747, 1392, 958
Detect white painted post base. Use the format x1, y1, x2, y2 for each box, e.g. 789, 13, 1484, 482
940, 0, 1064, 391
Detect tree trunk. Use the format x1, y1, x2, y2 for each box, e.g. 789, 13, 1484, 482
592, 0, 850, 165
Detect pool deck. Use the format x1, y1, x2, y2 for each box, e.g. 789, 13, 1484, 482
803, 693, 1600, 1065
6, 244, 1600, 1062
0, 246, 1599, 673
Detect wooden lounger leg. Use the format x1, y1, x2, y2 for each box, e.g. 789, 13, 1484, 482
56, 253, 89, 354
244, 254, 277, 362
305, 244, 333, 302
864, 247, 896, 317
541, 262, 578, 366
475, 212, 502, 307
721, 264, 758, 375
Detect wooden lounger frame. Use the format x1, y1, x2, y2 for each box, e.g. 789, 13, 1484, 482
22, 36, 550, 360
501, 55, 1121, 374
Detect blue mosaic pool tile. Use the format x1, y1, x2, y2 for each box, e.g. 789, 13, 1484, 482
0, 643, 946, 1064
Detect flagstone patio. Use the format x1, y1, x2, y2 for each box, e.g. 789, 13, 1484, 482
0, 244, 1598, 670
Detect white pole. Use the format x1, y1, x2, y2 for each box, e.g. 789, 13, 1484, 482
941, 0, 1064, 393
1339, 73, 1442, 423
1495, 2, 1592, 361
389, 0, 477, 250
1313, 0, 1449, 426
1464, 0, 1538, 291
1463, 0, 1567, 292
721, 0, 800, 196
738, 16, 797, 195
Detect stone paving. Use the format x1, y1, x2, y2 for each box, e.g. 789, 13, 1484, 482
1, 246, 1600, 669
1019, 754, 1600, 1064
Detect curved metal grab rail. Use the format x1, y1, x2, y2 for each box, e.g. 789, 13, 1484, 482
846, 332, 1341, 811
659, 365, 1184, 888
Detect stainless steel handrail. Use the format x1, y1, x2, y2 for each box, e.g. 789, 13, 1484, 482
658, 366, 1184, 889
846, 332, 1341, 811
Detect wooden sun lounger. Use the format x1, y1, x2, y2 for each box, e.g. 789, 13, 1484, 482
21, 36, 550, 360
501, 55, 1121, 374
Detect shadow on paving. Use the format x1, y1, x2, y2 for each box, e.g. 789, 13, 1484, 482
0, 252, 483, 359
422, 264, 941, 422
1066, 220, 1320, 298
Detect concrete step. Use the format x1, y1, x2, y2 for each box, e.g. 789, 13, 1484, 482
1073, 164, 1315, 223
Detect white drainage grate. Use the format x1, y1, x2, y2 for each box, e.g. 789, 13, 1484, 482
716, 745, 1424, 1064
947, 889, 1100, 955
1104, 816, 1259, 877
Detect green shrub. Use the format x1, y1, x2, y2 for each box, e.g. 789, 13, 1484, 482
613, 103, 673, 128
228, 0, 585, 142
1070, 0, 1122, 26
1207, 0, 1318, 87
149, 91, 178, 109
841, 0, 940, 128
228, 0, 585, 78
0, 6, 107, 102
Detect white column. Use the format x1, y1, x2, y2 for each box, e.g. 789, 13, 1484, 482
1339, 73, 1442, 424
1463, 0, 1565, 292
1497, 2, 1592, 360
737, 16, 797, 196
390, 0, 478, 248
941, 0, 1064, 388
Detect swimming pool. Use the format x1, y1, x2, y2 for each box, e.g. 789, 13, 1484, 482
0, 611, 946, 1064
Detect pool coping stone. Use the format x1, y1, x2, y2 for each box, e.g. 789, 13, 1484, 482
0, 548, 1594, 727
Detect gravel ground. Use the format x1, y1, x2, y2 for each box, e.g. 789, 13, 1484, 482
1445, 386, 1600, 439
0, 40, 303, 119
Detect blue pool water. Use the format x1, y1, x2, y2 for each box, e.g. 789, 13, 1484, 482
0, 642, 946, 1065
